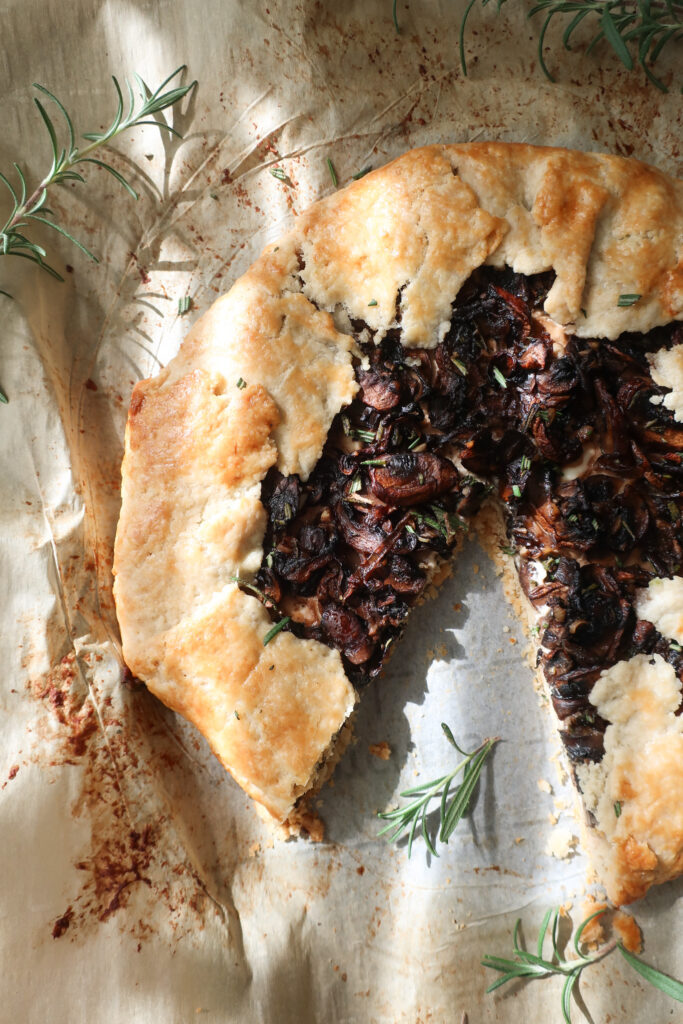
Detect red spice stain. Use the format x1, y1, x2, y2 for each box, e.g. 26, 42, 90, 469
26, 651, 219, 945
35, 654, 99, 762
7, 765, 18, 780
221, 168, 233, 185
128, 250, 151, 285
52, 907, 74, 939
85, 379, 98, 392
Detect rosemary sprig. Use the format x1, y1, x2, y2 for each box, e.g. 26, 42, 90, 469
1, 67, 195, 283
0, 68, 195, 403
482, 907, 683, 1023
526, 0, 682, 90
400, 0, 682, 91
377, 723, 499, 856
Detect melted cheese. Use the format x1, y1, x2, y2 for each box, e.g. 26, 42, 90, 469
648, 344, 683, 422
577, 655, 683, 870
636, 575, 683, 644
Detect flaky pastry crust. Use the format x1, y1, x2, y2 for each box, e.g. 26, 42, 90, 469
114, 143, 683, 899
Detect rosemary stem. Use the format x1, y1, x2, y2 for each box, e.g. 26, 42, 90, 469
6, 125, 139, 234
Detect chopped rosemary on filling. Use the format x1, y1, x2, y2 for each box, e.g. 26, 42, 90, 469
252, 266, 683, 770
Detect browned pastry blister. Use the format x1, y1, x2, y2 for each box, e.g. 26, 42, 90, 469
113, 143, 683, 903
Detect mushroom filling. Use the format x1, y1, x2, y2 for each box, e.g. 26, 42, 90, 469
254, 266, 683, 768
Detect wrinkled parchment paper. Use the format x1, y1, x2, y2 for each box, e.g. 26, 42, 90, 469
1, 1, 681, 1020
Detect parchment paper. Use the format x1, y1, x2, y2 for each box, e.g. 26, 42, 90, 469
1, 1, 681, 1021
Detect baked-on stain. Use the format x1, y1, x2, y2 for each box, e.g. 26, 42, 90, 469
26, 652, 228, 942
52, 906, 74, 939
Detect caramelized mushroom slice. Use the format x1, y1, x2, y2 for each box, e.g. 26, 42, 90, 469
368, 453, 459, 506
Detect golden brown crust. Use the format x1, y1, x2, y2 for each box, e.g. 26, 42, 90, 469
114, 143, 683, 898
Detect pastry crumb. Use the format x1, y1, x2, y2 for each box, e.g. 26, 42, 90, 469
369, 742, 391, 760
545, 827, 577, 859
297, 809, 325, 842
537, 778, 553, 794
614, 910, 642, 954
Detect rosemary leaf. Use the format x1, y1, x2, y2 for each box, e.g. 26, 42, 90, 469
601, 8, 635, 69
326, 157, 338, 187
618, 293, 642, 306
263, 616, 290, 646
618, 944, 683, 1002
178, 296, 192, 315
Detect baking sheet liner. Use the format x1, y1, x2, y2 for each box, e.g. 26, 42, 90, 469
1, 0, 681, 1020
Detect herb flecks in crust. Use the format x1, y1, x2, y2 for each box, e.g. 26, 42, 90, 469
256, 266, 683, 770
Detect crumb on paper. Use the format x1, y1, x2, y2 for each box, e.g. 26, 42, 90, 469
514, 837, 524, 845
248, 841, 261, 857
453, 602, 462, 612
537, 778, 553, 794
559, 901, 573, 917
548, 813, 558, 825
549, 748, 569, 785
545, 827, 577, 859
614, 910, 642, 954
369, 742, 391, 760
297, 810, 325, 843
